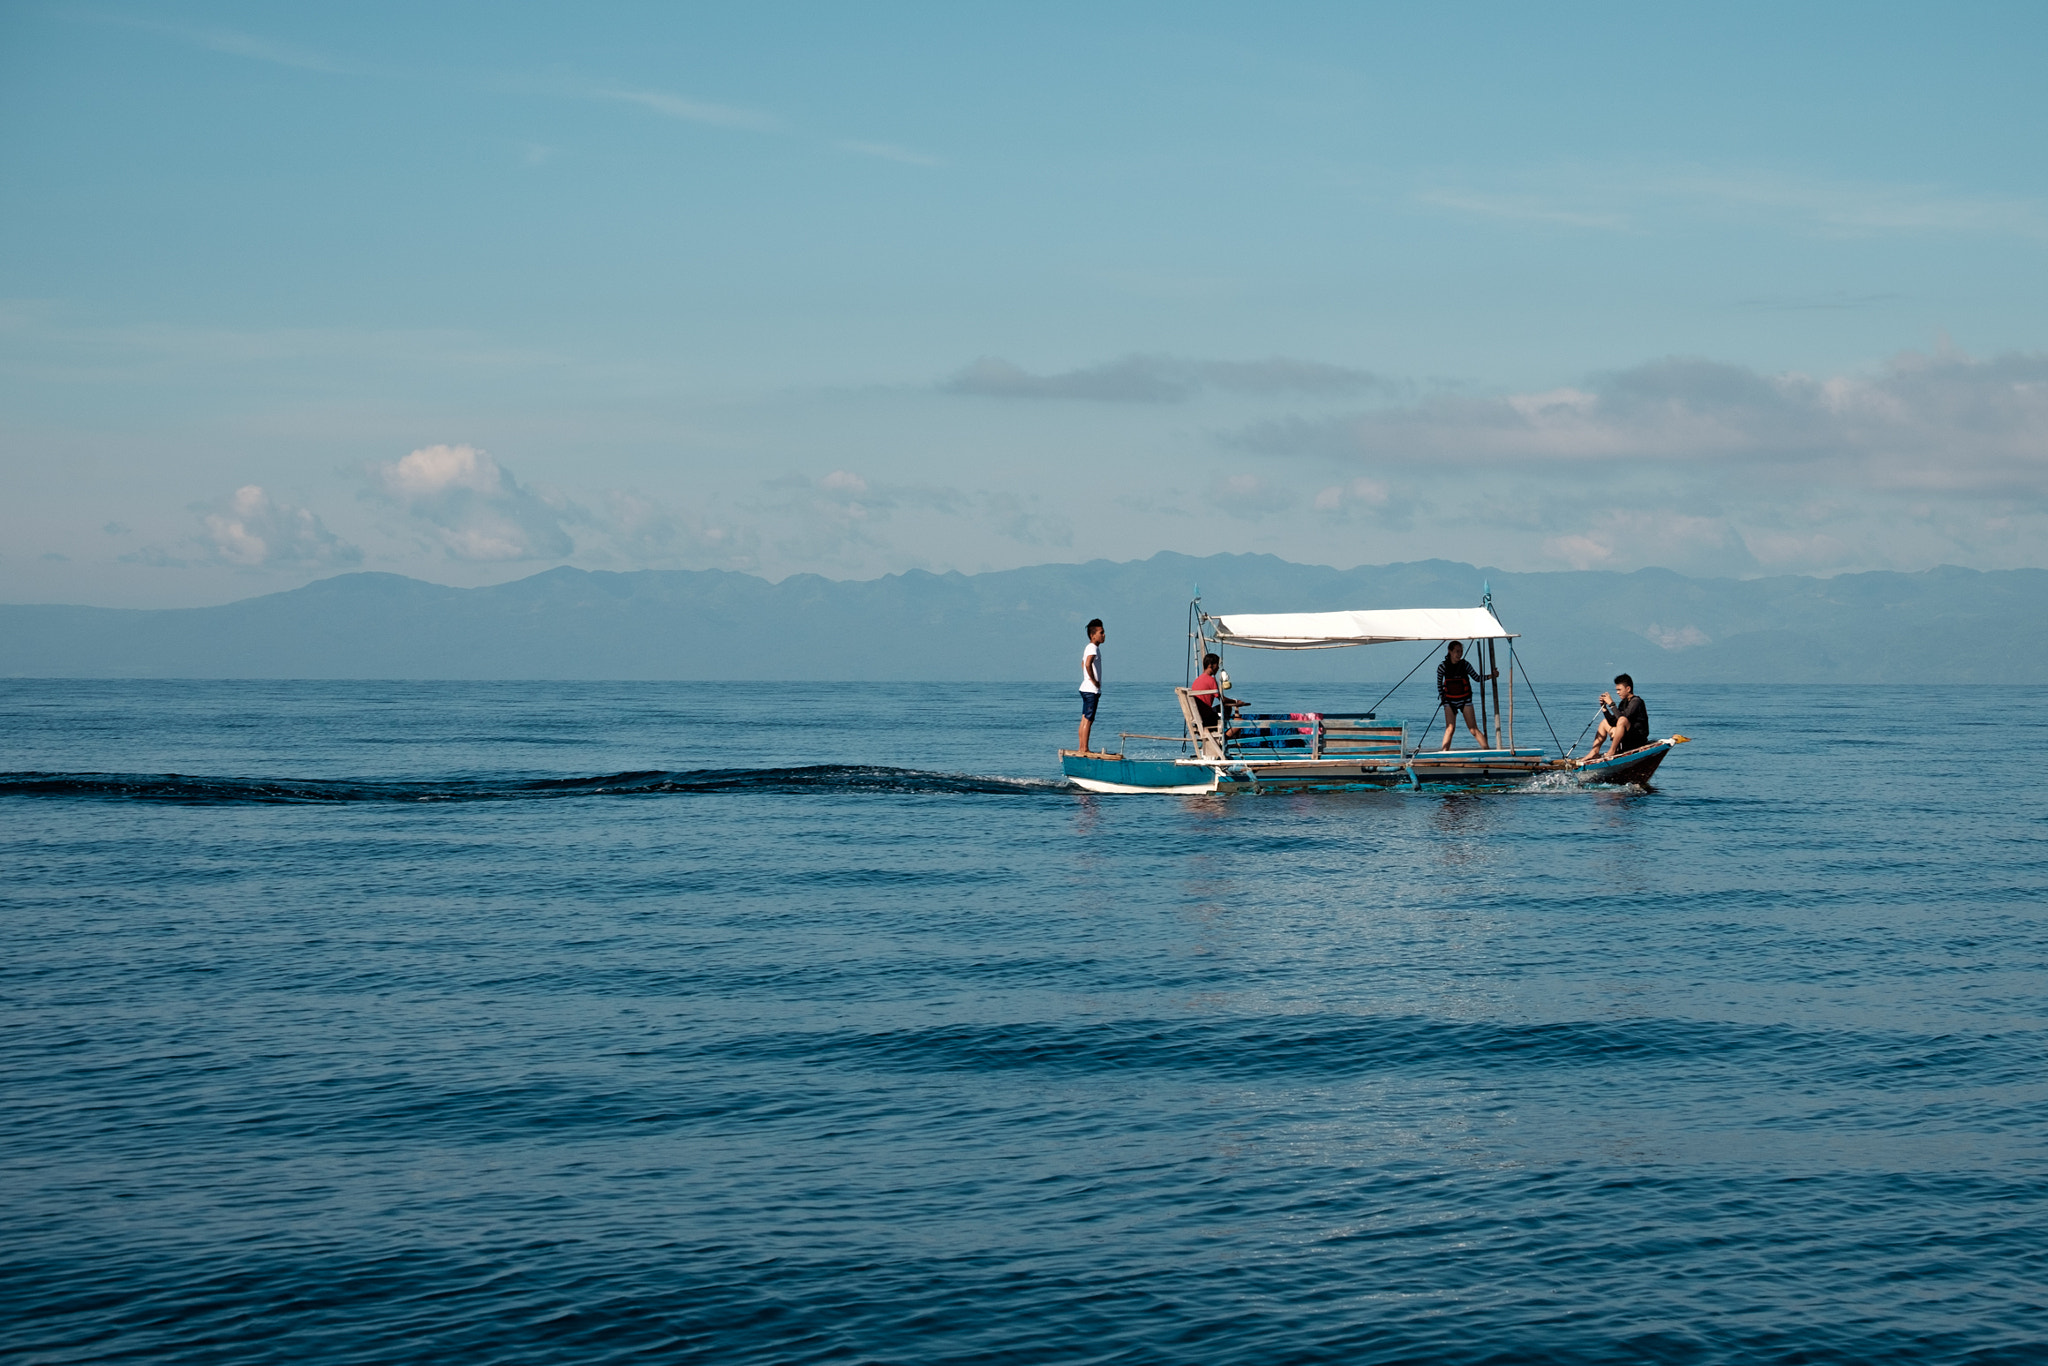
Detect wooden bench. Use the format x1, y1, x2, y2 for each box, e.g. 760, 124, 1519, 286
1172, 696, 1405, 760
1316, 715, 1405, 758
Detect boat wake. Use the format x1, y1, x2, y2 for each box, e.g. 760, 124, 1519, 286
1517, 769, 1586, 793
0, 766, 1070, 805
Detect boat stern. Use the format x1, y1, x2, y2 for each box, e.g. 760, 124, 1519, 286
1060, 751, 1219, 794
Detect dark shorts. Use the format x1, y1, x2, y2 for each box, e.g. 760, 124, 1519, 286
1440, 695, 1472, 712
1079, 690, 1100, 720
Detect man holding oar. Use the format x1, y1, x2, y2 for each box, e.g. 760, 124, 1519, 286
1577, 674, 1649, 764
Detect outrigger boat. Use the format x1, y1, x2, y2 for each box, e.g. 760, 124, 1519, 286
1060, 590, 1687, 794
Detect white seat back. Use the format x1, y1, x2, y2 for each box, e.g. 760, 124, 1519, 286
1174, 687, 1226, 759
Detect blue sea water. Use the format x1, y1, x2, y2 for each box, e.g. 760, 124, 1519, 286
4, 678, 2047, 1365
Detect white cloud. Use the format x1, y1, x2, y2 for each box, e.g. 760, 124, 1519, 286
1206, 473, 1297, 520
1414, 166, 2048, 240
1738, 526, 1856, 571
366, 444, 574, 562
1666, 171, 2048, 238
1312, 477, 1392, 514
1643, 623, 1712, 650
947, 355, 1186, 402
567, 489, 760, 570
184, 27, 349, 74
93, 15, 358, 75
756, 470, 969, 566
943, 353, 1383, 403
984, 493, 1073, 547
119, 545, 189, 569
1544, 533, 1615, 571
197, 485, 360, 568
91, 14, 781, 139
1538, 509, 1764, 575
1113, 491, 1193, 519
1234, 347, 2048, 499
592, 87, 777, 132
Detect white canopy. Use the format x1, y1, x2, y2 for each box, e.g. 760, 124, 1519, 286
1213, 607, 1514, 650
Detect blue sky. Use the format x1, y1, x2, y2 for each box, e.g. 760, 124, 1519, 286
4, 2, 2046, 605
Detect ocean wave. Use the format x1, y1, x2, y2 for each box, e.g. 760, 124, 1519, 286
717, 1014, 1826, 1077
0, 765, 1069, 805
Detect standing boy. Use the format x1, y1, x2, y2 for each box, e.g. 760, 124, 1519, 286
1077, 619, 1105, 754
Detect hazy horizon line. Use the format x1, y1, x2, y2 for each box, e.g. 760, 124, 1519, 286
6, 551, 2038, 613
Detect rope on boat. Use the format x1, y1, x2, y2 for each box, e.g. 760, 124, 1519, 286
1364, 643, 1441, 720
1185, 593, 1214, 756
1508, 643, 1569, 758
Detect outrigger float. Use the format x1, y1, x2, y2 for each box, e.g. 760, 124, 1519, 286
1060, 590, 1687, 794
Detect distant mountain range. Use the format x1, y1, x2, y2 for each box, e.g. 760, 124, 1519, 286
3, 554, 2040, 684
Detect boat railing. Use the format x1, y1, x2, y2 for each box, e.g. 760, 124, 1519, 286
1223, 711, 1404, 760
1171, 691, 1408, 762
1222, 713, 1318, 757
1313, 714, 1406, 759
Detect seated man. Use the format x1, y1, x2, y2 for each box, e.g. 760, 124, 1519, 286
1188, 654, 1244, 733
1577, 673, 1650, 764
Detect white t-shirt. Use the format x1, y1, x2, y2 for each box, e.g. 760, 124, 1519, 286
1079, 641, 1102, 693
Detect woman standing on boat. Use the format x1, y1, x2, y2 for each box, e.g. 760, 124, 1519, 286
1436, 640, 1496, 750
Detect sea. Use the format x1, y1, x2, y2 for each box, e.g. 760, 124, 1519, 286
3, 678, 2046, 1365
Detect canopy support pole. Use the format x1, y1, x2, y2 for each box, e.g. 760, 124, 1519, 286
1488, 639, 1502, 749
1508, 651, 1516, 749
1482, 643, 1499, 749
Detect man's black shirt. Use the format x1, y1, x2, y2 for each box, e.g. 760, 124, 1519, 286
1606, 694, 1650, 752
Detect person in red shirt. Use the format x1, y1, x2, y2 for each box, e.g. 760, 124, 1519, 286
1189, 653, 1242, 733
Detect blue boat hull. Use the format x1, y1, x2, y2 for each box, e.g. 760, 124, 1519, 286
1572, 740, 1676, 785
1061, 753, 1221, 793
1062, 748, 1556, 793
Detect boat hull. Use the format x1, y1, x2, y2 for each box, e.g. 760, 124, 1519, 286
1062, 749, 1552, 793
1061, 753, 1221, 793
1405, 750, 1552, 787
1567, 740, 1675, 786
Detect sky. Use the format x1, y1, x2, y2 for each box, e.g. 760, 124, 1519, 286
3, 1, 2046, 607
